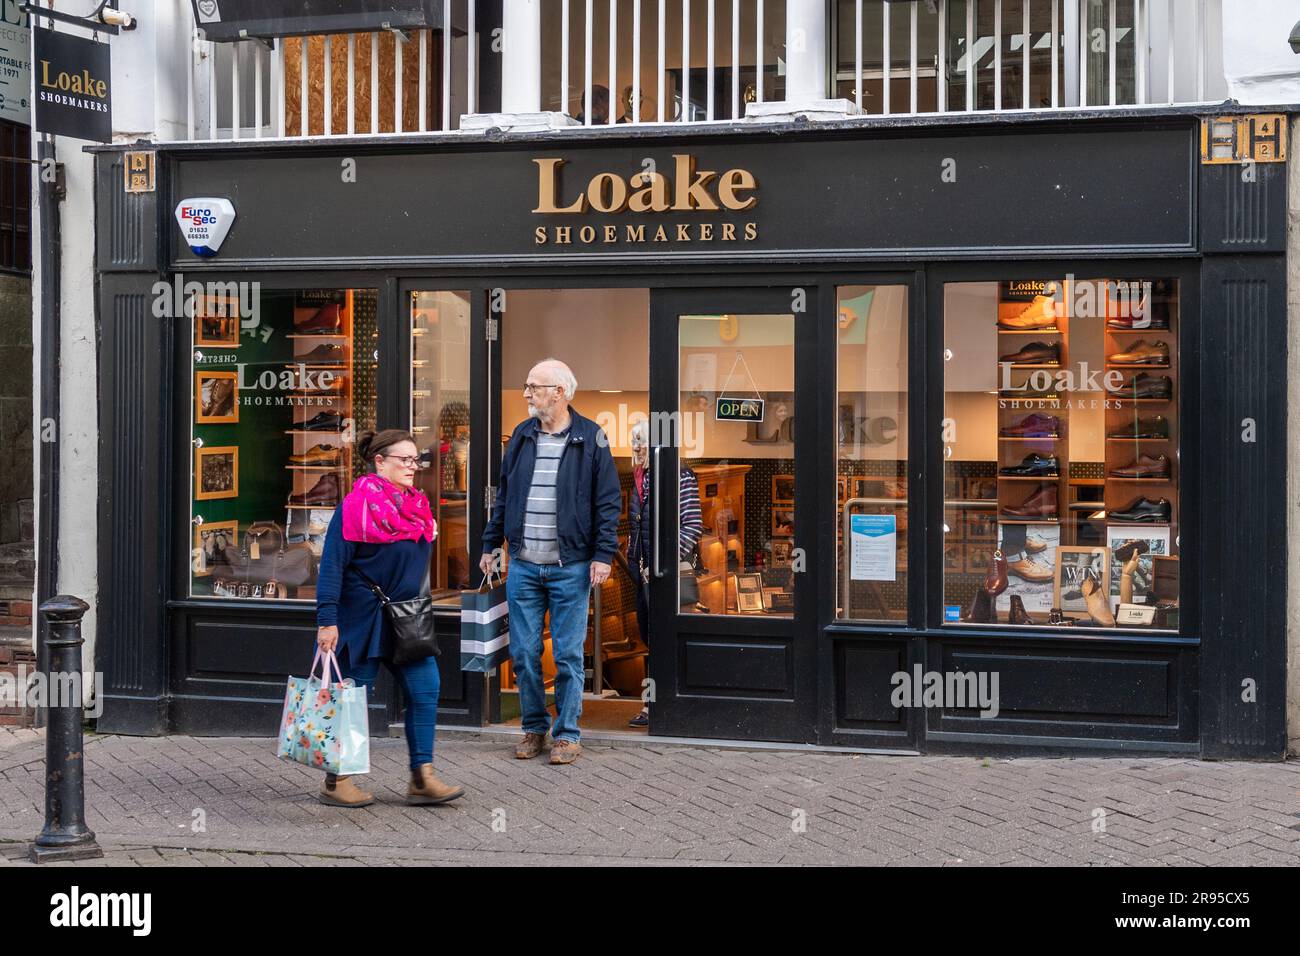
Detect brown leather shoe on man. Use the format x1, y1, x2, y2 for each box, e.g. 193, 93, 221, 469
318, 773, 374, 808
549, 739, 582, 765
407, 764, 465, 805
514, 732, 546, 759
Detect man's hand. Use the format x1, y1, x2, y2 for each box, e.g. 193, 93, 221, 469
479, 552, 498, 578
316, 625, 339, 654
590, 561, 611, 586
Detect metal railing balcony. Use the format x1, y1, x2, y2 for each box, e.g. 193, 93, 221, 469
180, 0, 1227, 142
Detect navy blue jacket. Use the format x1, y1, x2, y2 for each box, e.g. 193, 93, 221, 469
481, 408, 621, 566
316, 509, 433, 663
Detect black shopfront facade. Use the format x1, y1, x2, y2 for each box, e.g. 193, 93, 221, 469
90, 111, 1289, 758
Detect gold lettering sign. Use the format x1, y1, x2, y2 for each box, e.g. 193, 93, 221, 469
532, 154, 760, 247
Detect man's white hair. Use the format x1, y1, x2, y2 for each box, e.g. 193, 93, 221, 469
534, 358, 578, 400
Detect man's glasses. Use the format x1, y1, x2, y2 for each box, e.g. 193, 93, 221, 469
523, 383, 561, 395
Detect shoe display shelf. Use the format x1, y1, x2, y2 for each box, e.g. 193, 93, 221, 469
284, 290, 353, 516
690, 463, 751, 615
995, 296, 1068, 542
1102, 282, 1177, 535
410, 296, 472, 593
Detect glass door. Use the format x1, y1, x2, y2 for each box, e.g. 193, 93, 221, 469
648, 288, 818, 742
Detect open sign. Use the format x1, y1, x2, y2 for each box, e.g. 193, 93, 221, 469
715, 397, 764, 423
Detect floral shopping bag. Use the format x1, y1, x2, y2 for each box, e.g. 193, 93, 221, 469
276, 649, 370, 775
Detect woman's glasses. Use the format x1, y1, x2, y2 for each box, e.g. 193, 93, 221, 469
383, 454, 421, 468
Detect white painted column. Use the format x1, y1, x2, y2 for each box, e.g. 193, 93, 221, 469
746, 0, 860, 121
463, 0, 578, 132
501, 0, 542, 112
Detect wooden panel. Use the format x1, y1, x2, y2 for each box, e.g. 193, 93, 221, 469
681, 637, 790, 696
836, 640, 907, 725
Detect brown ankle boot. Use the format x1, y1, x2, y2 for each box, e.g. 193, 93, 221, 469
407, 764, 465, 806
318, 773, 374, 808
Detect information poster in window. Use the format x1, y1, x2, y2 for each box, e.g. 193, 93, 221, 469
850, 513, 897, 582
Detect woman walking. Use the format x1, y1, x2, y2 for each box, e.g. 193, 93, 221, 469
315, 429, 464, 807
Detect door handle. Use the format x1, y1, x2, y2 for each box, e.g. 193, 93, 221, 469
652, 445, 665, 579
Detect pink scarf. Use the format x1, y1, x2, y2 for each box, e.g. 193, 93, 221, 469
341, 474, 437, 544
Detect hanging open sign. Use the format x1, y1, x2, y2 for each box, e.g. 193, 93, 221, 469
715, 398, 764, 423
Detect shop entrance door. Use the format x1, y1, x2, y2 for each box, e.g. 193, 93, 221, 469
647, 289, 818, 742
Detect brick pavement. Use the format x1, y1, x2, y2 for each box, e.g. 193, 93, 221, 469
0, 728, 1296, 866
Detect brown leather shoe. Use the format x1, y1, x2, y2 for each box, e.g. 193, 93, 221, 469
1008, 558, 1053, 583
1107, 339, 1170, 366
997, 296, 1059, 330
1109, 454, 1171, 478
549, 739, 582, 765
318, 773, 374, 808
407, 764, 465, 805
514, 732, 546, 759
1001, 483, 1058, 519
289, 443, 342, 465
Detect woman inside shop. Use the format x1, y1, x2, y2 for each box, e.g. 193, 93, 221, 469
626, 422, 704, 727
314, 429, 464, 808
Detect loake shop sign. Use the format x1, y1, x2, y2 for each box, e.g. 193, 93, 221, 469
33, 26, 111, 142
170, 128, 1194, 265
532, 154, 759, 247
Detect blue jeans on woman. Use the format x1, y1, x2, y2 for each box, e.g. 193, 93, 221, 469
506, 557, 591, 743
338, 646, 441, 769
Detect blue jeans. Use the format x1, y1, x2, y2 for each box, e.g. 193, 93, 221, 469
338, 646, 441, 770
506, 557, 591, 743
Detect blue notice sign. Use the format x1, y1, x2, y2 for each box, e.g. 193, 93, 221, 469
849, 513, 897, 581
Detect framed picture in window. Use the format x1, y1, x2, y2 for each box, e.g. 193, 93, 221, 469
195, 445, 239, 501
195, 370, 239, 424
193, 520, 238, 577
1053, 546, 1111, 619
771, 539, 792, 568
965, 509, 997, 543
771, 474, 794, 503
193, 295, 241, 348
772, 507, 795, 538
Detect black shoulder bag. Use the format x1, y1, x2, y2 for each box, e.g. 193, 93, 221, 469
352, 564, 440, 664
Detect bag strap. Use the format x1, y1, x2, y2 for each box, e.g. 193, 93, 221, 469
310, 648, 343, 687
352, 561, 431, 605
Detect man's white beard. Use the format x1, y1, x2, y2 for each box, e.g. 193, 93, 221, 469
527, 406, 539, 418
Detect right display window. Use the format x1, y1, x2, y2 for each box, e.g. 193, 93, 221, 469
943, 278, 1180, 632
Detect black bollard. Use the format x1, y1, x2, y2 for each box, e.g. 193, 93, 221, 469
30, 595, 102, 863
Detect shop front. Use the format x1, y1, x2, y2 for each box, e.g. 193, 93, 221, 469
91, 112, 1289, 757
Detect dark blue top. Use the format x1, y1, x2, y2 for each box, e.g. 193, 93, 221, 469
315, 509, 434, 663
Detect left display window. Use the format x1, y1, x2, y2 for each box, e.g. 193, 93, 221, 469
189, 287, 379, 600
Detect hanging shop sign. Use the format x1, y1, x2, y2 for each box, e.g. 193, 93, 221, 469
715, 397, 764, 423
189, 0, 464, 42
175, 198, 237, 257
0, 3, 30, 125
32, 26, 111, 142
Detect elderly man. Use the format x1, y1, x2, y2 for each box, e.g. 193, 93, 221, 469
480, 358, 620, 765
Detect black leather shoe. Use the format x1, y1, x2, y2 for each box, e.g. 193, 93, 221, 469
301, 411, 345, 432
1107, 415, 1170, 439
998, 341, 1060, 365
999, 453, 1060, 477
1109, 496, 1172, 523
1115, 373, 1173, 399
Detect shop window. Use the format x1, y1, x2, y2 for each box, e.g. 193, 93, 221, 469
411, 291, 472, 600
679, 312, 795, 618
189, 288, 378, 600
836, 285, 909, 622
943, 278, 1180, 632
